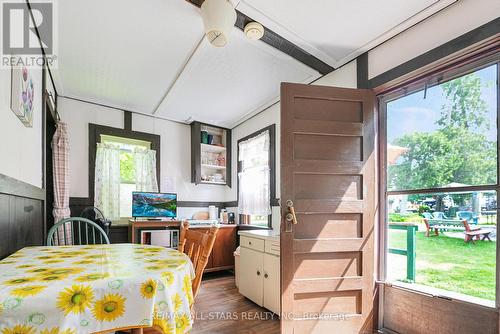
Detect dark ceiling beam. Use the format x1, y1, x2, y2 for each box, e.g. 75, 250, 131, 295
185, 0, 334, 75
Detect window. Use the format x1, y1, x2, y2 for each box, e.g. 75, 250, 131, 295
383, 62, 499, 306
237, 125, 276, 228
96, 135, 157, 219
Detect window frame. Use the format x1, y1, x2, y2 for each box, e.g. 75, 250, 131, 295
88, 123, 161, 214
237, 124, 277, 230
379, 57, 500, 307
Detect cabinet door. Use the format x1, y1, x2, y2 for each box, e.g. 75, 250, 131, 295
239, 247, 264, 306
263, 253, 280, 315
212, 227, 237, 269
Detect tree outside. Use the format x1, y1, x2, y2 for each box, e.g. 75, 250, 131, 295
388, 70, 497, 193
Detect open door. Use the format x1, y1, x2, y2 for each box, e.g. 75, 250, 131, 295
280, 83, 376, 334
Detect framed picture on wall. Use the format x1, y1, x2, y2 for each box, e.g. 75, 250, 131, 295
10, 66, 35, 127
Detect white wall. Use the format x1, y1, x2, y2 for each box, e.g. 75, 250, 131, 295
58, 97, 227, 209
132, 113, 227, 203
0, 66, 43, 188
368, 0, 499, 78
59, 97, 123, 197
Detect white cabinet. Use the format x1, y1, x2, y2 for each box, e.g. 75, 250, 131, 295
263, 252, 280, 314
239, 247, 264, 305
238, 234, 280, 315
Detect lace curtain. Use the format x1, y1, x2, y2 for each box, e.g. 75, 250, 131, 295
94, 143, 121, 220
238, 130, 271, 216
134, 148, 159, 192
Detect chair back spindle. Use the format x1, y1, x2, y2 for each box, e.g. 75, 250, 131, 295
47, 217, 110, 246
178, 221, 218, 299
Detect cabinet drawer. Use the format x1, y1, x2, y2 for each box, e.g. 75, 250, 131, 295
265, 239, 280, 256
240, 236, 264, 252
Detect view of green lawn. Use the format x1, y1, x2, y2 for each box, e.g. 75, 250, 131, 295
388, 228, 496, 301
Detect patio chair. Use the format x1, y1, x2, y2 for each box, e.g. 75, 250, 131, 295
457, 211, 479, 225
462, 220, 491, 244
422, 212, 433, 220
432, 211, 449, 219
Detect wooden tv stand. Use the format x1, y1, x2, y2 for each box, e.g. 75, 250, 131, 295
129, 219, 184, 244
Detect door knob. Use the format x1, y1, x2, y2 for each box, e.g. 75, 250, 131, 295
257, 270, 261, 276
285, 200, 298, 225
264, 273, 269, 279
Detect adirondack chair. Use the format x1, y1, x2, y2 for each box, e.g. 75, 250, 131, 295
462, 220, 491, 244
457, 211, 479, 225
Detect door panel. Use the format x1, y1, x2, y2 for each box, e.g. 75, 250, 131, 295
239, 246, 264, 306
263, 253, 280, 315
281, 83, 376, 334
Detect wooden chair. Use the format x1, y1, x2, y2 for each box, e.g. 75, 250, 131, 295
178, 221, 219, 298
462, 219, 492, 244
47, 217, 110, 246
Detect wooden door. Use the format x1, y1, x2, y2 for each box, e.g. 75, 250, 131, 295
280, 83, 376, 334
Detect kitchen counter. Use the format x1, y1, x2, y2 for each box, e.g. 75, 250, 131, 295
238, 229, 280, 241
189, 223, 237, 229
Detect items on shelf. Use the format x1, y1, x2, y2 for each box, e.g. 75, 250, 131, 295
192, 122, 231, 186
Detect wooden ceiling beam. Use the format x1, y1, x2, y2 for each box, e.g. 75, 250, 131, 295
185, 0, 334, 75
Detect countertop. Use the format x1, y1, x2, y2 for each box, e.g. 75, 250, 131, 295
189, 223, 237, 229
238, 229, 280, 241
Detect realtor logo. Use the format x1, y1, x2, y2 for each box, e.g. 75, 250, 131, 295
1, 0, 57, 67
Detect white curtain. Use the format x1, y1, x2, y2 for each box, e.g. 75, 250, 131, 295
94, 143, 121, 220
134, 148, 158, 192
238, 130, 271, 216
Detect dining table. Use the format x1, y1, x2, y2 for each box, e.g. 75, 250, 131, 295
0, 243, 195, 334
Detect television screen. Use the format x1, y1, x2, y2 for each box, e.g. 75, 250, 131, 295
132, 192, 177, 218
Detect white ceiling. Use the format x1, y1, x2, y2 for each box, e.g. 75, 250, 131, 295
236, 0, 457, 67
49, 0, 456, 128
155, 30, 318, 127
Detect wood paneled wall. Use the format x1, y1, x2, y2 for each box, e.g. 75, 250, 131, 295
383, 285, 498, 334
0, 193, 44, 259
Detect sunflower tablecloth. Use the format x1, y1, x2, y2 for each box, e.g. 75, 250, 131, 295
0, 244, 195, 334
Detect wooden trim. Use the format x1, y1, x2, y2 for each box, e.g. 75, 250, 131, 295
387, 184, 498, 196
357, 52, 369, 89
69, 197, 232, 209
237, 124, 277, 229
377, 96, 388, 330
0, 174, 46, 200
177, 201, 225, 208
124, 111, 132, 131
84, 123, 161, 206
369, 17, 500, 90
25, 0, 58, 98
184, 0, 333, 75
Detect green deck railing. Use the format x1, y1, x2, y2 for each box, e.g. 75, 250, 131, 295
388, 223, 417, 282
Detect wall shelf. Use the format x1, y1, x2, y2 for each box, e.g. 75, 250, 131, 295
201, 143, 227, 153
201, 164, 227, 170
191, 121, 231, 187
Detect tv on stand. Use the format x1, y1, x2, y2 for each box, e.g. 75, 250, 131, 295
132, 192, 177, 220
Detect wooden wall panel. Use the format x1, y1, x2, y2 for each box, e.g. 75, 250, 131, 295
0, 193, 44, 259
383, 285, 498, 334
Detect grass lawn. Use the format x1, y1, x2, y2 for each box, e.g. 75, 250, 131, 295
388, 229, 496, 300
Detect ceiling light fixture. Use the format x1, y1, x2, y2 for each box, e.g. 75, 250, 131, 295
201, 0, 237, 47
244, 22, 264, 40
